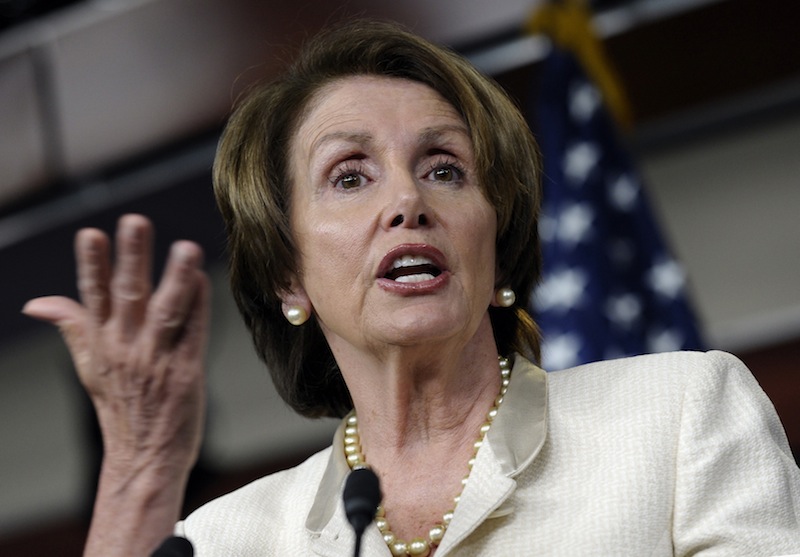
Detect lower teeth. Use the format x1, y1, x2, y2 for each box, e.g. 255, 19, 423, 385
395, 273, 435, 284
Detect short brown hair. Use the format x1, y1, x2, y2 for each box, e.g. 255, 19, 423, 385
213, 20, 541, 419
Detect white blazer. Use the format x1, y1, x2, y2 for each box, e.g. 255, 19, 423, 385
178, 350, 800, 555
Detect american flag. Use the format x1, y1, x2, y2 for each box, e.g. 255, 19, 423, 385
530, 47, 705, 371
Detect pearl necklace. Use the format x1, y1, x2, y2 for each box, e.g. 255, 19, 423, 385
343, 356, 512, 557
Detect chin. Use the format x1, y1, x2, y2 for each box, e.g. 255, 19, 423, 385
377, 305, 474, 347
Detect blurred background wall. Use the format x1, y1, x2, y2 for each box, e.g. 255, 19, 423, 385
1, 0, 799, 554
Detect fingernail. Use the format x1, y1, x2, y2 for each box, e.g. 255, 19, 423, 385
172, 242, 196, 264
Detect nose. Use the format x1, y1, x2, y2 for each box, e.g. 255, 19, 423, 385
383, 172, 431, 229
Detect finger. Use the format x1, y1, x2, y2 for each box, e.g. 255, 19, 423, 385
22, 295, 87, 326
145, 240, 206, 351
75, 228, 111, 324
110, 214, 154, 336
178, 268, 211, 362
22, 296, 92, 371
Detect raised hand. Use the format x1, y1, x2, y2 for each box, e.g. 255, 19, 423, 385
23, 214, 210, 556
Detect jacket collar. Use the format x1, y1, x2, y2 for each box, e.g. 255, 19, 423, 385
486, 354, 548, 477
304, 354, 548, 552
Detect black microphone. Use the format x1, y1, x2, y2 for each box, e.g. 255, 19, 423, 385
151, 536, 194, 557
343, 467, 382, 557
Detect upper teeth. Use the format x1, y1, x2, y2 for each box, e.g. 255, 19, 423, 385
392, 254, 434, 269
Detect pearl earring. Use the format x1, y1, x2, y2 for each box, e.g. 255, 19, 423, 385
496, 287, 516, 308
285, 306, 309, 326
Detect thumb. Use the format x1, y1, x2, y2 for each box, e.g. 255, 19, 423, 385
23, 296, 91, 361
23, 296, 87, 327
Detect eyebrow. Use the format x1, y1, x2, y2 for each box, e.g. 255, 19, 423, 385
418, 124, 471, 146
312, 124, 470, 154
311, 131, 373, 154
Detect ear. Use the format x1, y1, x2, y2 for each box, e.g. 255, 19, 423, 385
279, 276, 313, 322
491, 262, 515, 308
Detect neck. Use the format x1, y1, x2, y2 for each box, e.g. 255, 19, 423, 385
336, 316, 501, 456
340, 340, 512, 555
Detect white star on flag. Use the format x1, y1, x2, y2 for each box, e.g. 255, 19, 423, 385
606, 294, 642, 328
563, 141, 600, 185
647, 329, 684, 353
535, 268, 588, 312
542, 333, 582, 371
557, 203, 594, 245
569, 81, 602, 123
647, 258, 686, 299
608, 174, 639, 212
538, 213, 558, 243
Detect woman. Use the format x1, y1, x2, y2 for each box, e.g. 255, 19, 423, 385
23, 20, 800, 557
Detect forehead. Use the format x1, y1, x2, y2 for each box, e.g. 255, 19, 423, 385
292, 75, 467, 150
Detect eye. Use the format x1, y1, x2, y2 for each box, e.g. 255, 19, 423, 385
431, 166, 456, 182
425, 158, 465, 183
329, 161, 368, 190
337, 172, 364, 189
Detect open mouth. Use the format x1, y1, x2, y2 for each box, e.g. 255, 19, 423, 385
383, 254, 443, 283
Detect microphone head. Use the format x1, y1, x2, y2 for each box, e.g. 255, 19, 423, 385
343, 467, 382, 535
151, 536, 194, 557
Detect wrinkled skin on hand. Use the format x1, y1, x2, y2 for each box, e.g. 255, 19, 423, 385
23, 214, 210, 556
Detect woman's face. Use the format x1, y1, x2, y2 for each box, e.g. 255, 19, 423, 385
287, 76, 497, 355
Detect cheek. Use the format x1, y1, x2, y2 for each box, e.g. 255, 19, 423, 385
477, 210, 499, 287
296, 216, 370, 290
309, 212, 365, 254
455, 204, 498, 289
472, 204, 498, 255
